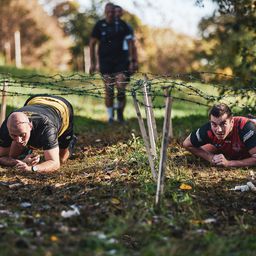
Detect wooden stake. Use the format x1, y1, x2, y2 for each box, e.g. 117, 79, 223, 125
83, 46, 90, 74
4, 42, 11, 64
147, 85, 158, 142
155, 88, 172, 205
0, 79, 8, 126
143, 79, 157, 157
132, 92, 157, 181
14, 30, 22, 68
168, 99, 173, 139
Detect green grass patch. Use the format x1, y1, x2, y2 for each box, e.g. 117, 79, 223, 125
0, 67, 254, 256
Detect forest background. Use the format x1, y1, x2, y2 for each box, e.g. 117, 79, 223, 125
0, 1, 256, 255
0, 0, 255, 85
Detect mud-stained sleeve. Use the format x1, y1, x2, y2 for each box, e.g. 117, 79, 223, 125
240, 121, 256, 150
190, 122, 211, 147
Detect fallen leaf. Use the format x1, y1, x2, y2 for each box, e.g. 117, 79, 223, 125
50, 235, 58, 242
111, 198, 120, 205
180, 183, 192, 190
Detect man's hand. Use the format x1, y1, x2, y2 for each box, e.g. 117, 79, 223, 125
23, 153, 40, 166
212, 154, 230, 167
15, 160, 31, 171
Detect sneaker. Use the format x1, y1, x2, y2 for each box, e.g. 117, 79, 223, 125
108, 118, 114, 124
68, 135, 77, 157
107, 107, 114, 124
117, 109, 125, 124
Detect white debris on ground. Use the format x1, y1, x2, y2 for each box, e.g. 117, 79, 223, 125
61, 205, 80, 218
203, 218, 217, 224
249, 170, 255, 180
230, 181, 256, 192
20, 202, 32, 208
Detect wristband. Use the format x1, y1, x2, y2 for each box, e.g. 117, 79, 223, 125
31, 165, 38, 172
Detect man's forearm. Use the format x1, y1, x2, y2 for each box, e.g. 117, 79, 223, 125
227, 157, 256, 167
186, 146, 214, 162
33, 160, 60, 173
0, 156, 19, 167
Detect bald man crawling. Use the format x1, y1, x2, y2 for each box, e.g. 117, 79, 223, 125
0, 95, 75, 173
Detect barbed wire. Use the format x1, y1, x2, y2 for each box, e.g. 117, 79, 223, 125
0, 71, 255, 112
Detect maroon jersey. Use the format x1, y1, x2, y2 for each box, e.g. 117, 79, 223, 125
190, 116, 256, 160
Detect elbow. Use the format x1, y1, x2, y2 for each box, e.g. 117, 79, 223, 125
182, 139, 189, 150
182, 135, 192, 150
50, 160, 60, 172
54, 161, 61, 171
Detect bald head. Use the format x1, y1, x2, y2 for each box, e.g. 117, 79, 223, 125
8, 111, 32, 137
7, 112, 30, 130
7, 112, 32, 146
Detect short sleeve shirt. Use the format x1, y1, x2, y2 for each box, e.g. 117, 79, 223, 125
190, 116, 256, 159
91, 18, 131, 60
0, 105, 62, 150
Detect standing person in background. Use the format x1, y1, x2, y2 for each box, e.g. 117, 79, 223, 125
114, 5, 138, 78
89, 2, 133, 124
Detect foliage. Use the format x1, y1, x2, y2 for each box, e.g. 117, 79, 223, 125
0, 0, 48, 66
197, 0, 256, 87
140, 27, 201, 74
52, 1, 100, 71
0, 0, 71, 71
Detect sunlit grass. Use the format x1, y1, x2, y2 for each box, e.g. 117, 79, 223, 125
0, 67, 255, 256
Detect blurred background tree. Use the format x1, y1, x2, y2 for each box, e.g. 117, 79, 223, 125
197, 0, 256, 86
52, 0, 99, 70
0, 0, 71, 70
0, 0, 201, 73
1, 0, 254, 78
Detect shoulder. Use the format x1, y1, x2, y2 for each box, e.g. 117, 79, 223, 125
92, 19, 105, 30
95, 19, 105, 25
233, 116, 256, 133
233, 116, 249, 129
198, 122, 212, 133
119, 19, 131, 29
98, 19, 109, 27
236, 116, 256, 141
190, 122, 211, 146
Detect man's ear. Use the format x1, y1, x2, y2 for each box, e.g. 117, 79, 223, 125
29, 122, 33, 130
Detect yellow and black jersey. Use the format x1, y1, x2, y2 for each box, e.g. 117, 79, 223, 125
0, 95, 73, 150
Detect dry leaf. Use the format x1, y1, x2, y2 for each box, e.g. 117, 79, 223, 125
50, 235, 58, 242
111, 198, 120, 205
179, 183, 192, 190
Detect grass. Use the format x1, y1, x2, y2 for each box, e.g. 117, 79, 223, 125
0, 67, 255, 255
